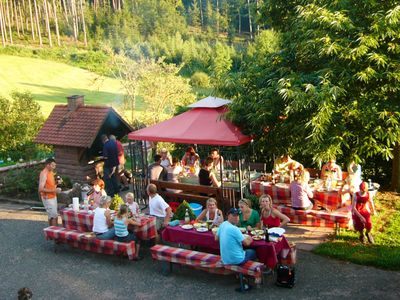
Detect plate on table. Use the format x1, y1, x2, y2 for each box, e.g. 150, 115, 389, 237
212, 227, 219, 234
239, 227, 247, 233
181, 224, 193, 230
243, 234, 250, 239
268, 227, 285, 237
252, 235, 265, 241
251, 230, 264, 236
193, 223, 206, 229
196, 227, 208, 233
83, 232, 95, 238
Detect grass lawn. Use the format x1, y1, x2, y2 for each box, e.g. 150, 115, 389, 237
0, 55, 145, 117
313, 191, 400, 270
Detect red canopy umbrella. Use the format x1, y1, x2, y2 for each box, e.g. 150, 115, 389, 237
128, 106, 251, 146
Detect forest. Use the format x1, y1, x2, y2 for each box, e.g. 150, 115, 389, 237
1, 0, 400, 191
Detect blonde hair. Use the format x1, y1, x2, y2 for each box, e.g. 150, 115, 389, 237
206, 198, 217, 206
239, 198, 252, 208
125, 192, 134, 201
259, 194, 273, 212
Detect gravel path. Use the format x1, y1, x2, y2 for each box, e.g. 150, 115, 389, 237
1, 202, 399, 300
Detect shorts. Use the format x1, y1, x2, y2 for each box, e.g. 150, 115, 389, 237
154, 216, 166, 231
42, 197, 58, 219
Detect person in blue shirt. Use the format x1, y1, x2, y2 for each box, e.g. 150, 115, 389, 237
216, 208, 256, 265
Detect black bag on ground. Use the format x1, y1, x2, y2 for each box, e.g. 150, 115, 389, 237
276, 264, 295, 288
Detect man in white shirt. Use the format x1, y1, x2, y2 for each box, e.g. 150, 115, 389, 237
147, 183, 172, 238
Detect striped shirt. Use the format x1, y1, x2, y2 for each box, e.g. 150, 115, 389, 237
114, 217, 128, 237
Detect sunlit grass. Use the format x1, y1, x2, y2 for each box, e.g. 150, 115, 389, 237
313, 192, 400, 270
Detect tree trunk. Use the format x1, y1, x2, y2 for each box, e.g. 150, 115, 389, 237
62, 0, 69, 24
79, 0, 87, 46
238, 7, 241, 34
28, 0, 35, 40
12, 0, 21, 37
71, 0, 78, 41
391, 143, 400, 191
18, 2, 24, 35
247, 0, 253, 39
52, 0, 60, 46
199, 0, 203, 27
0, 2, 5, 46
1, 0, 8, 42
33, 0, 42, 45
5, 0, 13, 44
216, 0, 219, 34
43, 0, 52, 46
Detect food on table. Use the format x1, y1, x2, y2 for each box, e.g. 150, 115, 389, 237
193, 222, 206, 229
196, 227, 208, 233
239, 227, 246, 233
251, 230, 264, 236
252, 235, 265, 241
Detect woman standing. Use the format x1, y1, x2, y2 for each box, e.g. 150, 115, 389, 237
259, 194, 290, 228
352, 181, 374, 244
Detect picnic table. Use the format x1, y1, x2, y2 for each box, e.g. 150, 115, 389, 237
251, 181, 346, 211
161, 224, 291, 269
60, 208, 157, 240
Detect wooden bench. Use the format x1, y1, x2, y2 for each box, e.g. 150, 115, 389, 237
150, 244, 265, 290
43, 226, 138, 260
150, 180, 229, 212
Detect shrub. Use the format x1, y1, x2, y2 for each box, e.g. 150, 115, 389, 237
0, 165, 42, 198
190, 71, 210, 88
172, 200, 196, 221
110, 194, 125, 210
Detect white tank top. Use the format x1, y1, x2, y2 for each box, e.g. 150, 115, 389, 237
93, 207, 108, 233
206, 209, 220, 223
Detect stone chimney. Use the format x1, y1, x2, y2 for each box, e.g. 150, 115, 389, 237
67, 95, 84, 111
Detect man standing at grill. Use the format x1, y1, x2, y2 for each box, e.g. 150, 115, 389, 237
39, 158, 61, 226
101, 134, 119, 197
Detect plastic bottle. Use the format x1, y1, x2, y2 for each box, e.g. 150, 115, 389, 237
368, 179, 374, 191
184, 209, 190, 224
326, 177, 332, 192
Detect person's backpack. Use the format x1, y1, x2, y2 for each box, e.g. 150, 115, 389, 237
276, 264, 295, 288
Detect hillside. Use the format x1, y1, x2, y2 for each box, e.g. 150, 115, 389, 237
0, 55, 126, 116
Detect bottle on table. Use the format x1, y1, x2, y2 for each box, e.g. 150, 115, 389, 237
184, 209, 190, 224
264, 225, 269, 242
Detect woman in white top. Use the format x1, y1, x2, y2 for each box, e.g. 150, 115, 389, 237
160, 148, 172, 168
195, 198, 223, 225
92, 196, 115, 240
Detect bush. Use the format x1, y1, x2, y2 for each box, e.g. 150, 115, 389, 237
109, 194, 125, 211
190, 71, 210, 88
172, 200, 196, 221
0, 165, 42, 198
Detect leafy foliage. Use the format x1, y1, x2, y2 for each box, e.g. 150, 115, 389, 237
172, 200, 196, 221
226, 1, 400, 184
0, 92, 45, 160
0, 165, 42, 198
190, 71, 211, 88
110, 194, 125, 211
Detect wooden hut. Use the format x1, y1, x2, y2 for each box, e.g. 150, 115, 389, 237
34, 95, 133, 183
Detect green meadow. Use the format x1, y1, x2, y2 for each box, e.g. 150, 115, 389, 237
0, 55, 128, 116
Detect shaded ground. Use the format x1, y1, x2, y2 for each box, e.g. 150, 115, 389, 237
1, 202, 400, 299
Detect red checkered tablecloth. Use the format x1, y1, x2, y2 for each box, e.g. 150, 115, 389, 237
150, 245, 264, 279
60, 208, 157, 240
251, 181, 343, 211
43, 226, 136, 260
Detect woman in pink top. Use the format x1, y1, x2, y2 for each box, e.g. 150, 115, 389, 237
259, 194, 290, 228
290, 171, 314, 210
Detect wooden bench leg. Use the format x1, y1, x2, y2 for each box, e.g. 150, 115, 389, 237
236, 274, 252, 292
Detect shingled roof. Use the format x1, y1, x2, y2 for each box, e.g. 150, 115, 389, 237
35, 103, 132, 148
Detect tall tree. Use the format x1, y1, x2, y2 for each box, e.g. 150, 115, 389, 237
33, 0, 42, 45
5, 0, 13, 44
228, 1, 400, 188
0, 1, 5, 46
43, 0, 52, 46
52, 0, 60, 46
